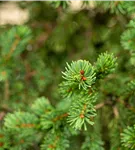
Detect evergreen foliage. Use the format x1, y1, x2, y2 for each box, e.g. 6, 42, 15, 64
62, 60, 96, 90
1, 1, 135, 150
121, 125, 135, 149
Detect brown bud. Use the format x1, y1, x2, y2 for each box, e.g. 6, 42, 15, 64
81, 76, 87, 81
80, 70, 85, 75
80, 114, 84, 118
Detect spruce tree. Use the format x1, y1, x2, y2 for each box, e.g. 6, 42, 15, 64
0, 1, 135, 150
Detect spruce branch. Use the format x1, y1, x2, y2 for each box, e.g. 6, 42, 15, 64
124, 80, 135, 97
0, 26, 32, 59
41, 131, 69, 150
121, 20, 135, 66
121, 29, 135, 51
121, 125, 135, 149
81, 134, 104, 150
31, 97, 54, 116
95, 52, 117, 79
67, 94, 97, 130
4, 112, 38, 130
59, 81, 74, 98
40, 110, 68, 130
81, 114, 104, 150
3, 112, 38, 149
62, 60, 96, 90
96, 1, 135, 14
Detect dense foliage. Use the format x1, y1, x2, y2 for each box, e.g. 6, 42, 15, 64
0, 1, 135, 150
